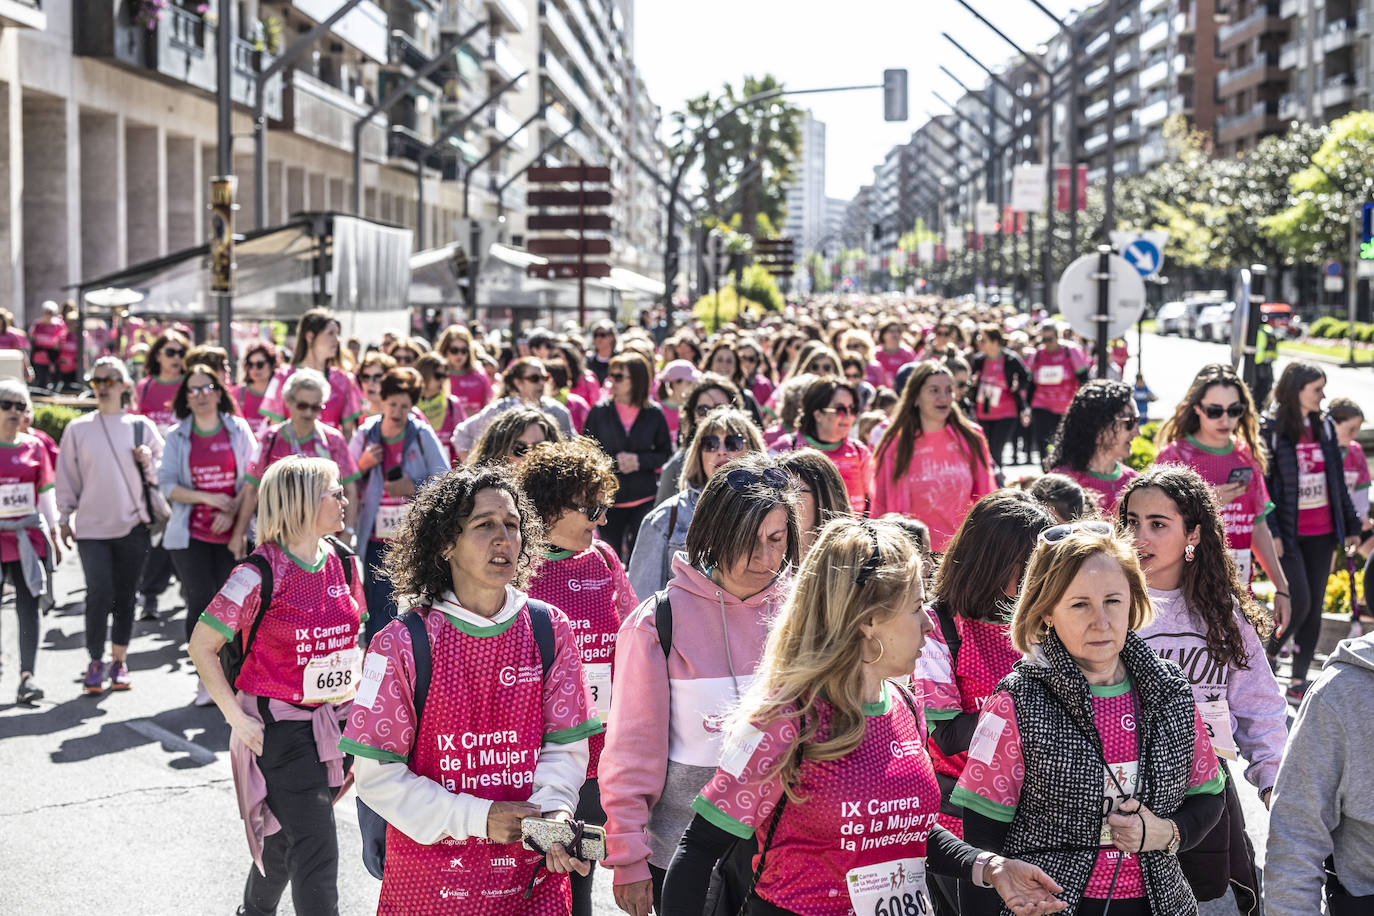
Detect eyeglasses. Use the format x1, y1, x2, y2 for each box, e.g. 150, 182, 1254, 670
575, 503, 611, 524
819, 404, 855, 418
855, 522, 883, 587
187, 383, 218, 396
245, 359, 271, 370
326, 488, 346, 502
0, 399, 25, 413
608, 372, 628, 382
724, 466, 789, 493
1039, 520, 1115, 544
292, 400, 323, 414
701, 433, 747, 453
359, 372, 385, 383
161, 348, 186, 359
1200, 403, 1246, 420
447, 347, 469, 356
89, 377, 119, 388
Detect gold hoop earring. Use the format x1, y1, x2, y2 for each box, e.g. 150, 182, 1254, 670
861, 636, 885, 665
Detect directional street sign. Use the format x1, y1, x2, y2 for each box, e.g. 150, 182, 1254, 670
1122, 238, 1161, 277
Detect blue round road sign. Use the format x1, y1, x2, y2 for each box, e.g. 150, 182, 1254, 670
1122, 239, 1162, 277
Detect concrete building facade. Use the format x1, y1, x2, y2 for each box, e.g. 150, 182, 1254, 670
782, 109, 826, 256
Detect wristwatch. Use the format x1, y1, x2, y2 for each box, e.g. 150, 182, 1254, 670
1164, 818, 1181, 856
972, 850, 997, 888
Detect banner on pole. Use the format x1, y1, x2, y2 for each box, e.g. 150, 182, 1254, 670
975, 202, 1000, 235
1011, 164, 1047, 212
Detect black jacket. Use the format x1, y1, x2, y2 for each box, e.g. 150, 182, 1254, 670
1262, 412, 1359, 552
583, 400, 673, 505
970, 350, 1032, 415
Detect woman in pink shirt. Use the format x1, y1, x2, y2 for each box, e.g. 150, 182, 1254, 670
1047, 380, 1140, 517
874, 319, 917, 389
871, 361, 997, 551
770, 376, 873, 516
436, 324, 493, 417
235, 343, 278, 441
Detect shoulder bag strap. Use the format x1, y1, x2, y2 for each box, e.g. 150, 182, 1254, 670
96, 415, 147, 521
655, 589, 673, 659
526, 599, 556, 678
238, 554, 275, 663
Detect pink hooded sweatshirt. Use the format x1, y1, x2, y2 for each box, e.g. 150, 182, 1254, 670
600, 553, 790, 885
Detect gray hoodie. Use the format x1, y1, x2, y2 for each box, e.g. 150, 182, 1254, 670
1264, 634, 1374, 913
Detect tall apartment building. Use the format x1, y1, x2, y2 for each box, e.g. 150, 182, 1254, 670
1278, 0, 1370, 125
782, 110, 826, 255
0, 0, 665, 322
824, 196, 848, 251
1213, 0, 1288, 156
872, 141, 920, 252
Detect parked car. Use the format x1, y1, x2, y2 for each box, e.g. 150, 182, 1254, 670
1261, 302, 1299, 338
1155, 300, 1187, 335
1178, 293, 1228, 339
1196, 302, 1237, 342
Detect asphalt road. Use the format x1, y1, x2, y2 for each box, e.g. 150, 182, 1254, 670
1, 330, 1347, 914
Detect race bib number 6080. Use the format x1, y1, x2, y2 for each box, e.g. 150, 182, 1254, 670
846, 857, 929, 916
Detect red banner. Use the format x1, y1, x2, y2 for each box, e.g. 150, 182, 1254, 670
907, 251, 918, 267
935, 245, 947, 263
1002, 207, 1026, 235
1055, 165, 1088, 212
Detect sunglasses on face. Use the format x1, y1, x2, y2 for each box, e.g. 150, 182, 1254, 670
1039, 519, 1114, 544
161, 348, 186, 358
593, 330, 614, 339
608, 372, 628, 382
1115, 412, 1141, 430
359, 372, 384, 384
1200, 403, 1246, 420
187, 383, 218, 396
0, 399, 25, 412
512, 441, 542, 457
812, 363, 836, 374
701, 433, 747, 453
819, 404, 855, 418
89, 377, 119, 388
520, 373, 548, 384
393, 353, 416, 364
246, 360, 270, 370
575, 503, 611, 524
326, 488, 346, 502
725, 466, 790, 493
448, 347, 469, 356
740, 354, 759, 364
292, 401, 323, 414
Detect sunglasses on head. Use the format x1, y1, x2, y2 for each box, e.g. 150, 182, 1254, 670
1039, 519, 1114, 544
245, 359, 270, 370
576, 503, 610, 524
724, 466, 789, 494
855, 522, 883, 587
1200, 403, 1246, 420
701, 433, 747, 453
161, 348, 186, 358
0, 399, 25, 412
819, 404, 855, 418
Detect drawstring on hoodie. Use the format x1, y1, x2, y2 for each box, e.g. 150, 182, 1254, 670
716, 589, 741, 700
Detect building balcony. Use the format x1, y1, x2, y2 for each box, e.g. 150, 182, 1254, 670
482, 34, 520, 82
1217, 6, 1285, 53
1216, 100, 1282, 144
1085, 64, 1110, 88
1322, 73, 1359, 108
439, 0, 481, 36
1280, 0, 1299, 17
1084, 97, 1110, 121
483, 0, 525, 33
1279, 40, 1304, 70
1217, 54, 1285, 97
388, 123, 432, 164
390, 29, 430, 73
1323, 17, 1359, 52
74, 1, 282, 116
1139, 58, 1170, 88
280, 69, 386, 159
486, 105, 526, 151
0, 0, 44, 31
290, 0, 388, 63
1138, 96, 1170, 127
1278, 91, 1304, 119
1114, 83, 1141, 107
1139, 18, 1169, 51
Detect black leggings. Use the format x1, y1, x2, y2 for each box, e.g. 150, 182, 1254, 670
980, 417, 1017, 468
0, 559, 40, 675
242, 718, 351, 916
169, 538, 237, 646
570, 778, 605, 916
78, 526, 151, 660
1270, 531, 1337, 683
1030, 408, 1063, 463
139, 542, 174, 598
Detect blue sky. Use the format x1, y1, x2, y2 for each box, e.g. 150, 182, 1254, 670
634, 0, 1078, 201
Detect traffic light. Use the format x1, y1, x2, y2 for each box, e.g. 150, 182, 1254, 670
884, 69, 908, 122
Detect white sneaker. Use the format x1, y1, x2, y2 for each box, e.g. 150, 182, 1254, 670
193, 680, 214, 707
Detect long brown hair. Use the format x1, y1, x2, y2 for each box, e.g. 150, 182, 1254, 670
1157, 364, 1267, 474
1271, 361, 1326, 444
290, 308, 340, 367
875, 361, 989, 482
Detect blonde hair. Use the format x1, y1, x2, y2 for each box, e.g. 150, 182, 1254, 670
727, 516, 923, 799
1010, 529, 1154, 654
256, 456, 338, 546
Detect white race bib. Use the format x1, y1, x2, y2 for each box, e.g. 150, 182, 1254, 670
302, 647, 362, 703
1196, 695, 1238, 760
978, 383, 1002, 408
845, 857, 929, 916
1099, 761, 1140, 845
374, 501, 408, 541
1228, 548, 1253, 584
0, 482, 34, 519
585, 662, 612, 715
1298, 472, 1326, 510
1035, 364, 1065, 386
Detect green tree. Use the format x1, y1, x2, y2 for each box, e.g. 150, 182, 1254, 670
1263, 112, 1374, 266
670, 75, 803, 238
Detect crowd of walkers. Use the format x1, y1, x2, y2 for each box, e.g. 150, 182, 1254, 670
4, 293, 1373, 914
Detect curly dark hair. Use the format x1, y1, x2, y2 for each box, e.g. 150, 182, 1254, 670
1117, 464, 1271, 668
381, 466, 544, 602
515, 437, 619, 527
1048, 379, 1134, 472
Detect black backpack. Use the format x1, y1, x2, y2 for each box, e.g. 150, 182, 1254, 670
217, 536, 355, 690
358, 599, 558, 880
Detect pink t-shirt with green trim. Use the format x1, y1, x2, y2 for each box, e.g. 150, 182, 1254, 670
0, 434, 53, 562
246, 422, 361, 487
952, 684, 1222, 900
1155, 436, 1272, 580
1053, 463, 1138, 516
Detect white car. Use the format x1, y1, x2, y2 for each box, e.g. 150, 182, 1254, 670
1155, 301, 1187, 335
1195, 302, 1237, 342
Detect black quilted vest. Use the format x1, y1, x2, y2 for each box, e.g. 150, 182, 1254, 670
995, 629, 1200, 916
